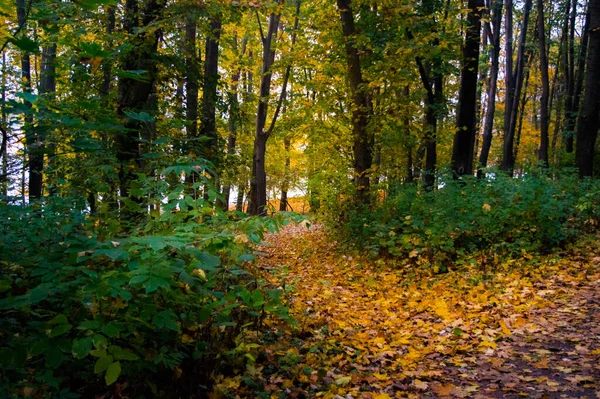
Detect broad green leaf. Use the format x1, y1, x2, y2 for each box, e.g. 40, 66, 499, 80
108, 346, 139, 361
94, 355, 114, 374
72, 337, 93, 359
50, 323, 73, 338
105, 361, 121, 385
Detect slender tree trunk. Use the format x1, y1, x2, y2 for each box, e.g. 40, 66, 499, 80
236, 182, 246, 212
279, 134, 291, 211
504, 0, 514, 144
502, 0, 533, 172
1, 52, 8, 196
116, 0, 164, 222
575, 0, 600, 177
247, 6, 282, 216
565, 3, 590, 153
222, 35, 247, 210
478, 0, 503, 176
248, 0, 300, 215
101, 6, 116, 98
200, 14, 222, 164
185, 17, 199, 147
452, 0, 484, 176
16, 0, 38, 202
537, 0, 550, 167
39, 42, 57, 195
514, 69, 531, 164
404, 86, 414, 183
100, 5, 118, 213
336, 0, 373, 205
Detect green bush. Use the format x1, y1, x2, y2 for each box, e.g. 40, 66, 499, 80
0, 192, 294, 397
337, 169, 600, 267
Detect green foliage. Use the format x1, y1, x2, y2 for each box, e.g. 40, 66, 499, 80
0, 194, 293, 397
336, 169, 600, 268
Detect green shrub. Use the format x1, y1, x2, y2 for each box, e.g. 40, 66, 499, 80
0, 193, 294, 397
336, 169, 600, 267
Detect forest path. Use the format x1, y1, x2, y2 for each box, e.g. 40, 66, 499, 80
237, 224, 600, 398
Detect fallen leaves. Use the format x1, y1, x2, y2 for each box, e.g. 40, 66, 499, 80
214, 225, 600, 398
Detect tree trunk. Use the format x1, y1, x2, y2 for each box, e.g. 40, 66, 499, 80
404, 86, 414, 183
502, 0, 533, 172
236, 182, 246, 212
185, 17, 199, 147
248, 0, 300, 215
503, 0, 514, 146
222, 34, 247, 210
575, 0, 600, 177
1, 53, 7, 196
336, 0, 373, 205
247, 5, 282, 216
537, 0, 550, 167
101, 6, 116, 98
478, 0, 503, 177
16, 0, 38, 202
514, 68, 531, 164
564, 3, 590, 153
200, 14, 222, 164
39, 42, 57, 195
452, 0, 484, 177
116, 0, 164, 222
279, 135, 291, 211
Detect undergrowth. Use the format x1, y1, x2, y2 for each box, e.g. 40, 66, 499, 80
324, 169, 600, 270
0, 191, 301, 398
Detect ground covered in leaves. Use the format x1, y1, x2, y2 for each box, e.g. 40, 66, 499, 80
214, 224, 600, 398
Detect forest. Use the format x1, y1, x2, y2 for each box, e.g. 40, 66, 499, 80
1, 0, 600, 397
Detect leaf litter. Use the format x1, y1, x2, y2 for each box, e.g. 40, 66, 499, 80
213, 224, 600, 398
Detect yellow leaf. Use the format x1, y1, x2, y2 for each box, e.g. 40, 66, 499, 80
335, 376, 351, 387
193, 269, 207, 280
234, 234, 249, 244
432, 383, 454, 396
482, 203, 491, 211
409, 249, 419, 258
414, 379, 428, 390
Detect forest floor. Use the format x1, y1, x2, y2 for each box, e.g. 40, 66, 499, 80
220, 224, 600, 399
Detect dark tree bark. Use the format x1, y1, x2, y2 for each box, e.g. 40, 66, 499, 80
478, 0, 503, 177
1, 53, 7, 196
537, 0, 550, 167
279, 134, 291, 212
575, 0, 600, 177
452, 0, 484, 176
514, 65, 532, 164
222, 34, 247, 210
336, 0, 373, 205
101, 6, 116, 98
100, 5, 118, 213
185, 17, 199, 147
39, 41, 57, 196
503, 0, 514, 144
236, 182, 246, 212
502, 0, 533, 172
116, 0, 164, 222
200, 14, 222, 164
564, 3, 590, 153
404, 86, 414, 183
16, 0, 39, 201
248, 0, 300, 216
563, 0, 576, 152
247, 6, 283, 216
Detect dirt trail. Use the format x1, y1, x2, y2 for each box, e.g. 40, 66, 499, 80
236, 224, 600, 398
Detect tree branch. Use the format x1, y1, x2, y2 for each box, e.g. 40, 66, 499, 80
0, 0, 33, 54
265, 0, 301, 138
256, 10, 266, 44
